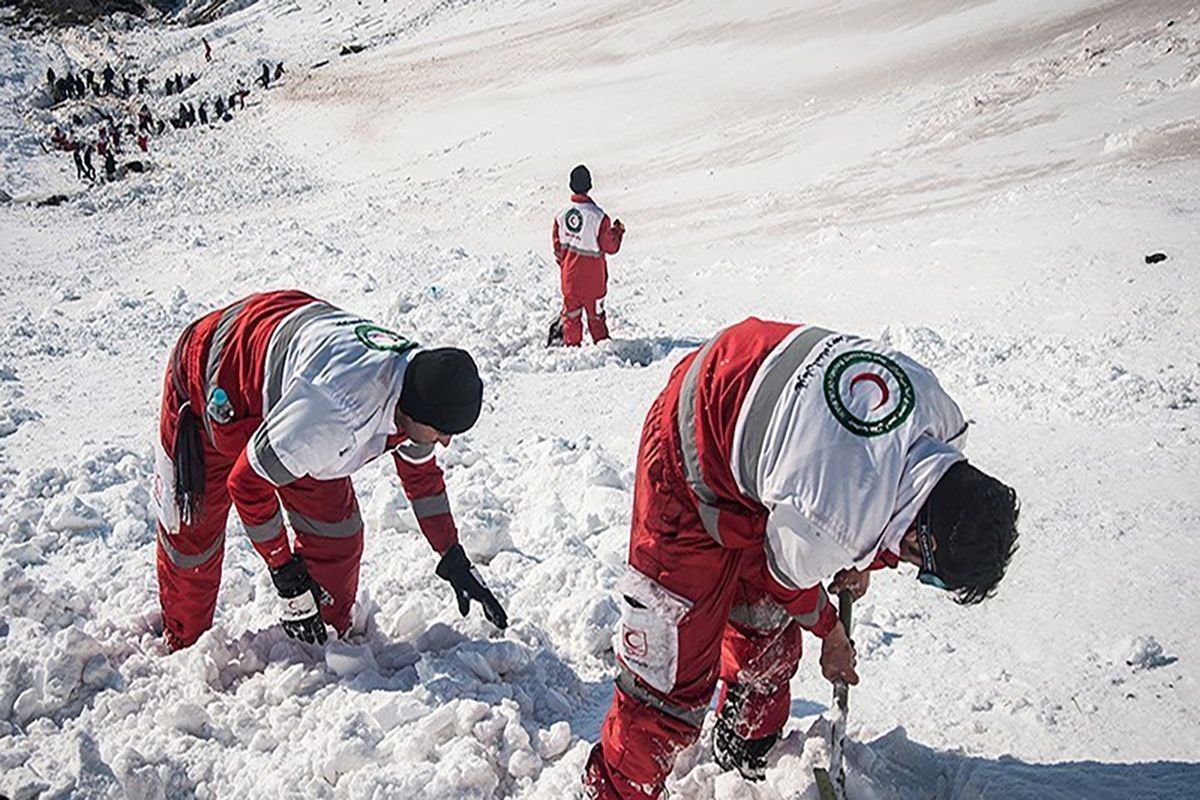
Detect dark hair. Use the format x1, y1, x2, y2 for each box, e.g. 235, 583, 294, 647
928, 461, 1019, 605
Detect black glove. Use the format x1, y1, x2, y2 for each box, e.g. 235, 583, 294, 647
270, 555, 331, 644
435, 544, 508, 629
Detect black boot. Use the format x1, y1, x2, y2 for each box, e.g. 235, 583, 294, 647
712, 714, 779, 781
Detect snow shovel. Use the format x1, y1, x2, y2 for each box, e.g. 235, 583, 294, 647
813, 590, 854, 800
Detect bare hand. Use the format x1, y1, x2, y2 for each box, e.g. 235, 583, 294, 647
820, 622, 859, 685
829, 568, 870, 600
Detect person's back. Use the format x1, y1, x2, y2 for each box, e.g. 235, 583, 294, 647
551, 164, 624, 346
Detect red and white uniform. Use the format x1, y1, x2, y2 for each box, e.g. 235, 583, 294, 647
585, 318, 968, 799
153, 290, 459, 651
553, 193, 623, 345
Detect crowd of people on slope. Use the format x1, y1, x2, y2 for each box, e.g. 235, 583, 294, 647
40, 40, 286, 188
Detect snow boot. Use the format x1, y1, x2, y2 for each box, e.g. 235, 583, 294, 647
712, 715, 778, 781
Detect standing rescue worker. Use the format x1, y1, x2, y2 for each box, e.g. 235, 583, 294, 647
552, 164, 624, 346
152, 290, 507, 652
584, 318, 1019, 798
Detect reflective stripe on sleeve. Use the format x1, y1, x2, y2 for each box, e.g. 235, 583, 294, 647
286, 508, 363, 539
790, 586, 830, 629
735, 326, 833, 502
250, 426, 299, 486
394, 441, 435, 464
157, 529, 224, 568
244, 508, 284, 542
615, 664, 706, 729
411, 493, 451, 519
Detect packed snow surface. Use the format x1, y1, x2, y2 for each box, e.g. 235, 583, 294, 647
1, 1, 1198, 798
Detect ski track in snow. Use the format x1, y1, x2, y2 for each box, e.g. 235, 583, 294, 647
2, 1, 1199, 798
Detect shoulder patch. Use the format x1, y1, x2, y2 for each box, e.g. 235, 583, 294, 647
823, 350, 915, 436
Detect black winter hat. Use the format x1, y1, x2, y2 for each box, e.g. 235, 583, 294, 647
569, 164, 592, 194
399, 348, 483, 435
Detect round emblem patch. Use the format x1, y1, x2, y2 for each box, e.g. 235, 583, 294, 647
355, 324, 414, 353
564, 208, 584, 233
823, 350, 915, 436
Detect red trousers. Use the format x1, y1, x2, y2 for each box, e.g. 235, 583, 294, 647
156, 312, 364, 652
584, 391, 807, 799
562, 296, 609, 346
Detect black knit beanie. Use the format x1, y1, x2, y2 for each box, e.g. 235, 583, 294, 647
570, 164, 592, 194
399, 348, 483, 434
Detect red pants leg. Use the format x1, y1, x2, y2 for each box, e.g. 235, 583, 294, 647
586, 391, 746, 799
585, 297, 610, 343
562, 301, 584, 346
277, 476, 363, 636
716, 613, 803, 740
155, 365, 234, 652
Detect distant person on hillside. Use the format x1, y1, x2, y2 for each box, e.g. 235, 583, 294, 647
257, 63, 271, 89
72, 147, 86, 180
274, 62, 285, 81
101, 64, 115, 95
152, 291, 507, 651
203, 37, 213, 62
198, 102, 208, 125
583, 319, 1019, 799
214, 96, 226, 119
82, 143, 95, 180
138, 76, 149, 94
551, 164, 624, 346
103, 149, 116, 181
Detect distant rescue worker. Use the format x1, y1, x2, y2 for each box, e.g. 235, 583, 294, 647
258, 63, 271, 89
103, 149, 116, 181
72, 147, 86, 180
82, 144, 95, 180
203, 37, 213, 62
198, 102, 209, 125
583, 318, 1020, 798
552, 164, 624, 346
274, 62, 285, 81
152, 290, 508, 652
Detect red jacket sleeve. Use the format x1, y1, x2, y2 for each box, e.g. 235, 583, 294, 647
392, 441, 459, 554
227, 450, 292, 569
552, 217, 563, 265
598, 215, 623, 255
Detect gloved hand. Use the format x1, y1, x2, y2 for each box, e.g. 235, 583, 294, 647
435, 544, 508, 629
270, 555, 332, 644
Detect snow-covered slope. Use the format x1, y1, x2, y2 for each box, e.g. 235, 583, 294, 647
1, 1, 1197, 798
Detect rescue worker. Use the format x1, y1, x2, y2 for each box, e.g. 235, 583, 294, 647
152, 290, 507, 652
552, 164, 624, 346
583, 318, 1019, 798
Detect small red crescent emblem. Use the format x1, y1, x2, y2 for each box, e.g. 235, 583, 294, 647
850, 372, 890, 410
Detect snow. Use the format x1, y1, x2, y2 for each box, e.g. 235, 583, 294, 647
1, 1, 1198, 798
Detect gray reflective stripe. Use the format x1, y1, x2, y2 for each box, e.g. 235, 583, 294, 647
200, 300, 249, 440
244, 508, 284, 542
791, 585, 830, 629
764, 535, 799, 590
411, 493, 451, 519
736, 326, 834, 502
287, 508, 363, 538
395, 441, 435, 463
676, 335, 724, 545
615, 665, 706, 729
728, 602, 791, 631
158, 529, 224, 568
564, 308, 583, 319
562, 243, 602, 257
263, 302, 333, 412
252, 426, 299, 486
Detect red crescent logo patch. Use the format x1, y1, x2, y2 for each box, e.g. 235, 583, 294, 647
849, 372, 890, 410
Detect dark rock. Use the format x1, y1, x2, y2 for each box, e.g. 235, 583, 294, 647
1145, 252, 1168, 265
